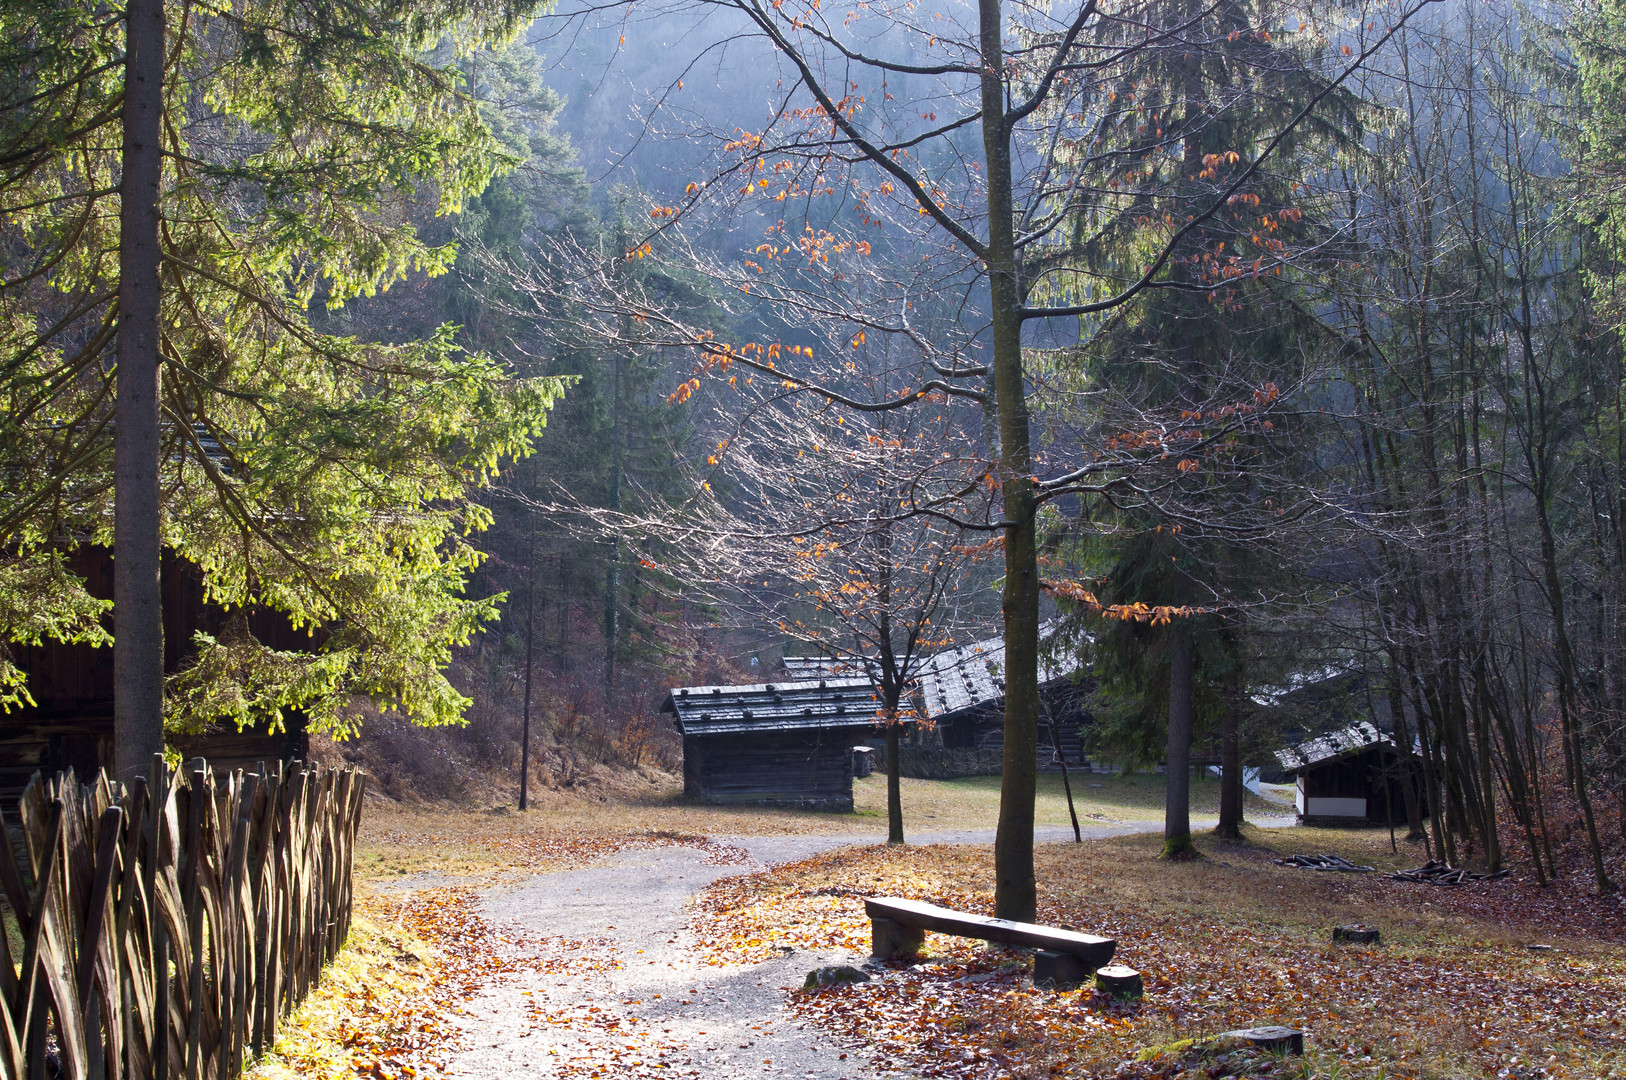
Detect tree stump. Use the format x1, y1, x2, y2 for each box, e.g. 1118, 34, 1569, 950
870, 917, 925, 960
1332, 924, 1381, 945
1093, 964, 1144, 998
1032, 950, 1089, 988
1220, 1026, 1304, 1055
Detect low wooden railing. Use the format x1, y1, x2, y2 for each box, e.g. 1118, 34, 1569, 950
0, 756, 366, 1080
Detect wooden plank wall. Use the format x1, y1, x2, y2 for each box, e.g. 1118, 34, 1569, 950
689, 729, 859, 811
0, 755, 365, 1080
1, 546, 319, 809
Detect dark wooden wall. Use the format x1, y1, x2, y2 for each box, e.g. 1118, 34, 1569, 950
1302, 746, 1424, 825
682, 728, 865, 811
2, 546, 314, 803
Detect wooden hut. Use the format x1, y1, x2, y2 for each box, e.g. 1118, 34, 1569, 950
660, 677, 882, 811
2, 546, 314, 804
912, 632, 1092, 767
1274, 721, 1420, 826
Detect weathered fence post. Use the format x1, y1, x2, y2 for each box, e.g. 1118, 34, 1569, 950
0, 758, 366, 1080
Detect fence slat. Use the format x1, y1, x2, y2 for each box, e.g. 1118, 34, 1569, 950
0, 760, 365, 1080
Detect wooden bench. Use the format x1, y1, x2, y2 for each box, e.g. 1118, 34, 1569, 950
863, 896, 1116, 986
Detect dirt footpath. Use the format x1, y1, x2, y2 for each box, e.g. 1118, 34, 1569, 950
439, 819, 1278, 1079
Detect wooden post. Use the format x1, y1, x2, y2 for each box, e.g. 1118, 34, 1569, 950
870, 917, 925, 961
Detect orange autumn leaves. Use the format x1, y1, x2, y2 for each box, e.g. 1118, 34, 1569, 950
1040, 578, 1200, 626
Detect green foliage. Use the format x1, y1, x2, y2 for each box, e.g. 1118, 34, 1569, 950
1575, 0, 1626, 333
0, 0, 565, 734
0, 551, 114, 711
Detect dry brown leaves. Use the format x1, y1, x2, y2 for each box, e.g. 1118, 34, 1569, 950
332, 886, 621, 1079
689, 842, 1626, 1080
276, 829, 750, 1080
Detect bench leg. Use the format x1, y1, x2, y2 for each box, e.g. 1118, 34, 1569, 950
870, 917, 925, 961
1031, 950, 1090, 989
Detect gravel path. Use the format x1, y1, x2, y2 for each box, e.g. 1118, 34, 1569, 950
440, 815, 1294, 1079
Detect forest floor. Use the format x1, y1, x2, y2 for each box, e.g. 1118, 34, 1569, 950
245, 776, 1626, 1080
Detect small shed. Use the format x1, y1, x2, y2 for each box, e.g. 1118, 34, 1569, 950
660, 678, 882, 811
1275, 721, 1420, 826
912, 633, 1092, 766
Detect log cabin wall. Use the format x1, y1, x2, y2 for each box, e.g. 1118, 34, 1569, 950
662, 678, 882, 812
1, 546, 315, 805
682, 728, 867, 811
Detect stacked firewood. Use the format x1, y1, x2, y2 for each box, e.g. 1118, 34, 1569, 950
1276, 853, 1377, 872
1388, 859, 1511, 886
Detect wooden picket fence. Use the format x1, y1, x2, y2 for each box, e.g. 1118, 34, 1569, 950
0, 756, 366, 1080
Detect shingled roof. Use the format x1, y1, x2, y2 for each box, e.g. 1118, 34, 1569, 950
914, 631, 1081, 721
780, 655, 876, 681
660, 678, 881, 736
1274, 721, 1398, 771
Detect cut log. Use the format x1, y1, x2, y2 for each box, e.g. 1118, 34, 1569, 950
1388, 859, 1511, 886
1332, 924, 1381, 945
1220, 1026, 1304, 1055
1093, 964, 1143, 998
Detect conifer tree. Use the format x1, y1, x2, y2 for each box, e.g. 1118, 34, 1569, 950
0, 0, 564, 753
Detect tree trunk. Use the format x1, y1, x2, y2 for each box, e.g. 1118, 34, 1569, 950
520, 537, 535, 811
1216, 700, 1242, 839
1163, 624, 1196, 858
1043, 696, 1083, 843
1384, 657, 1428, 844
113, 0, 166, 781
886, 720, 904, 845
604, 352, 622, 707
981, 0, 1040, 923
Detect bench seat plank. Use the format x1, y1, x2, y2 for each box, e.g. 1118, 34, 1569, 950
864, 896, 1116, 967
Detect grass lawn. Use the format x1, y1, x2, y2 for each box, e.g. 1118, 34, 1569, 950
353, 770, 1280, 880
868, 770, 1284, 828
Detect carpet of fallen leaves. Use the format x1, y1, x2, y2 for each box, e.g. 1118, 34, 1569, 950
691, 835, 1626, 1080
250, 829, 747, 1080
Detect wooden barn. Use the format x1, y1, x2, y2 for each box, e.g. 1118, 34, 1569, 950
2, 545, 314, 805
660, 677, 884, 811
911, 632, 1093, 768
1275, 721, 1421, 826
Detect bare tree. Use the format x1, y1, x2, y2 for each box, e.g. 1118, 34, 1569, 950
532, 0, 1434, 917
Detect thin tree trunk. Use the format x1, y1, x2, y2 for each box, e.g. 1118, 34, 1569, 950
113, 0, 166, 780
604, 353, 622, 707
1216, 700, 1242, 839
521, 532, 536, 811
886, 719, 904, 845
1043, 695, 1083, 842
1384, 657, 1428, 844
1164, 624, 1195, 858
